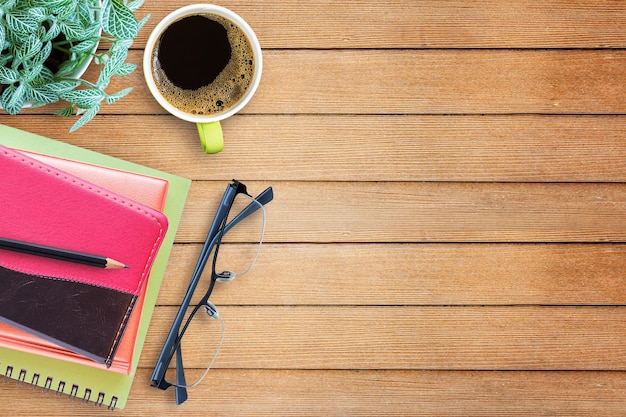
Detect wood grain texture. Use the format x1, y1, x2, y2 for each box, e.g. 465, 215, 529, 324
15, 49, 626, 115
4, 115, 626, 182
135, 1, 626, 49
177, 181, 626, 243
1, 370, 625, 416
158, 243, 626, 306
141, 306, 626, 370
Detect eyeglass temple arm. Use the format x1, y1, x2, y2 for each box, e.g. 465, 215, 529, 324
224, 186, 273, 235
174, 346, 188, 404
151, 182, 241, 391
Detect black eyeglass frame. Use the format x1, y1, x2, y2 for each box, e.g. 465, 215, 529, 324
151, 180, 273, 404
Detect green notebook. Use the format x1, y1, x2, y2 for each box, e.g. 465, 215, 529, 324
0, 124, 190, 409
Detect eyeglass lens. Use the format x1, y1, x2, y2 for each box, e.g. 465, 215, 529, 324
214, 193, 266, 282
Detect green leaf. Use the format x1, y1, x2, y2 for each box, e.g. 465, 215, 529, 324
113, 38, 133, 50
1, 83, 26, 115
58, 21, 89, 41
100, 41, 128, 81
26, 7, 48, 23
16, 34, 43, 61
31, 0, 74, 9
115, 62, 136, 77
51, 1, 76, 20
136, 13, 150, 32
54, 105, 74, 117
105, 86, 132, 104
5, 13, 39, 34
29, 66, 55, 88
70, 104, 99, 132
0, 25, 5, 50
69, 38, 98, 57
30, 40, 53, 68
102, 0, 138, 40
46, 80, 81, 94
55, 56, 86, 78
0, 55, 11, 68
19, 64, 44, 84
0, 0, 18, 12
4, 27, 24, 48
0, 67, 19, 84
76, 2, 94, 26
61, 88, 104, 108
41, 20, 61, 42
26, 86, 59, 106
126, 0, 145, 12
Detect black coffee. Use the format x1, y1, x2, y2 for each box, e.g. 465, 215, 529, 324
151, 13, 255, 115
158, 16, 231, 90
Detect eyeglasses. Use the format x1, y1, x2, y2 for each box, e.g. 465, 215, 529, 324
151, 180, 273, 405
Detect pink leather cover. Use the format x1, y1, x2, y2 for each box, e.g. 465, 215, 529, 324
0, 145, 169, 366
0, 145, 167, 293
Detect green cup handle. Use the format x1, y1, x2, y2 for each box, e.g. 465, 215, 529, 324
197, 122, 224, 154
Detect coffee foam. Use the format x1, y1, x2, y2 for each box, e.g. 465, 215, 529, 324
151, 14, 255, 116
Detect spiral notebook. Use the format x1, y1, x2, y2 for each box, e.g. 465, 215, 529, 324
0, 144, 169, 367
0, 149, 169, 375
0, 124, 191, 409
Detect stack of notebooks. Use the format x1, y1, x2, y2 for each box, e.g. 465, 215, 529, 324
0, 124, 190, 410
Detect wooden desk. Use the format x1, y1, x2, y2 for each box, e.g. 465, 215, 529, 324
1, 1, 625, 415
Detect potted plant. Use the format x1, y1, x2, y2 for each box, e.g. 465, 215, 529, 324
0, 0, 148, 131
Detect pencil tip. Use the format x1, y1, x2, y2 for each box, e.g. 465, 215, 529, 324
106, 258, 129, 269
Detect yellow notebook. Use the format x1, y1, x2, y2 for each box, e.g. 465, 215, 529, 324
0, 124, 190, 410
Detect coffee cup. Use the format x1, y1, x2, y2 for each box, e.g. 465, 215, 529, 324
143, 4, 262, 153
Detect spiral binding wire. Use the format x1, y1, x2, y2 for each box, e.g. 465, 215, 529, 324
2, 362, 119, 410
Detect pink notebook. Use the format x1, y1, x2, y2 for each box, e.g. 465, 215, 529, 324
0, 149, 169, 374
0, 146, 168, 367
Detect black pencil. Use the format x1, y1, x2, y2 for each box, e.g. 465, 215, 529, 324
0, 237, 128, 269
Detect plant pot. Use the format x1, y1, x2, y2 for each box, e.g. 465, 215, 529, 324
0, 41, 98, 111
0, 2, 101, 111
0, 0, 144, 131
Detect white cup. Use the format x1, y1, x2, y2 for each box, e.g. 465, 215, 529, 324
143, 4, 262, 153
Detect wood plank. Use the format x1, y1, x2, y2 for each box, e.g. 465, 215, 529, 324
177, 181, 626, 243
252, 49, 626, 114
4, 115, 626, 182
1, 370, 625, 415
131, 370, 626, 416
134, 1, 626, 49
130, 370, 626, 417
16, 50, 626, 116
142, 306, 626, 370
158, 243, 626, 306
